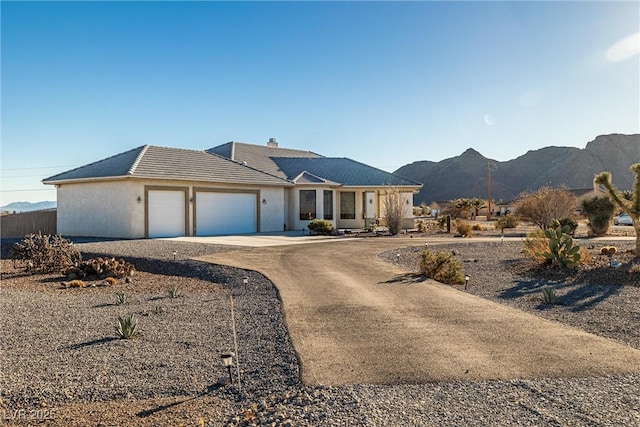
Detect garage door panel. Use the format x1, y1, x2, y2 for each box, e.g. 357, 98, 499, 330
196, 192, 257, 236
148, 190, 186, 238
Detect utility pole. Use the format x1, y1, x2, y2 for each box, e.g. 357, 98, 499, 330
487, 161, 492, 221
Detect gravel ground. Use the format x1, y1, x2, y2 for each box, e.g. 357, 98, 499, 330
379, 239, 640, 350
2, 236, 640, 426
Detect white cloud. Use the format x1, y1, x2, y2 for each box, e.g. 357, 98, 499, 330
606, 32, 640, 62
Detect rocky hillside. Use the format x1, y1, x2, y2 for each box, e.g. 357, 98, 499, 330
395, 134, 640, 204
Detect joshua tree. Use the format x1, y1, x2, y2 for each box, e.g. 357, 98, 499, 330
580, 195, 614, 236
594, 163, 640, 256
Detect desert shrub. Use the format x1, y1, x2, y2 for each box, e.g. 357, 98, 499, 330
65, 257, 135, 280
541, 225, 581, 268
630, 263, 640, 274
418, 249, 465, 285
168, 285, 180, 298
514, 187, 577, 229
581, 195, 615, 236
307, 219, 334, 235
115, 314, 138, 339
495, 215, 518, 230
578, 247, 592, 265
416, 219, 428, 233
10, 233, 81, 273
521, 229, 549, 263
383, 189, 409, 236
540, 287, 559, 305
472, 224, 483, 231
105, 277, 118, 285
68, 279, 86, 288
454, 219, 472, 237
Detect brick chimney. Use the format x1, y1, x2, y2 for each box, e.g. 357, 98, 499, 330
267, 137, 278, 148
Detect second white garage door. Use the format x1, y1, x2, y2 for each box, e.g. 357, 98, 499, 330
196, 192, 257, 236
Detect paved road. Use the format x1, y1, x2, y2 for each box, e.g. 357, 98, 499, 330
197, 237, 640, 385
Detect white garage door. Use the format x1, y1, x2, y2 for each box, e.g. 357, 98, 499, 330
196, 192, 257, 236
148, 190, 186, 238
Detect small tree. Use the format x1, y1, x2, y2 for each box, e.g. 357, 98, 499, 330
383, 189, 409, 236
451, 198, 474, 219
594, 163, 640, 256
581, 195, 615, 236
470, 197, 486, 218
514, 186, 577, 229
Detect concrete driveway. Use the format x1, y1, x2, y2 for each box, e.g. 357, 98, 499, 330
196, 238, 640, 385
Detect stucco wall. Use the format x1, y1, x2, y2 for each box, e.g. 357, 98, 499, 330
259, 187, 286, 232
57, 180, 140, 238
57, 179, 288, 238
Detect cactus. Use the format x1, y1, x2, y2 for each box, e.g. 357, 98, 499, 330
65, 257, 135, 280
539, 225, 581, 268
594, 163, 640, 257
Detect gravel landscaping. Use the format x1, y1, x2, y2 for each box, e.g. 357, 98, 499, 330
2, 236, 640, 426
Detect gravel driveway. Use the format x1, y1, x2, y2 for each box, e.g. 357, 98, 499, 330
2, 236, 640, 426
198, 238, 640, 387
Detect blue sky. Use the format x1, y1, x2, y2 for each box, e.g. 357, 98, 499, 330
1, 1, 639, 204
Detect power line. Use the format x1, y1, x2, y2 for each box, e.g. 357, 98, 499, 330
1, 175, 53, 179
0, 189, 54, 192
1, 164, 80, 171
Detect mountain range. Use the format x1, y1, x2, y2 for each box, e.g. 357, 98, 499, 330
0, 201, 57, 213
395, 134, 640, 205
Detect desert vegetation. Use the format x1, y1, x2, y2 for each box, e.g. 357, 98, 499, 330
594, 163, 640, 256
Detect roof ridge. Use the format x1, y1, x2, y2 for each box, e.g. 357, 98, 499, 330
204, 149, 293, 184
292, 170, 328, 183
232, 141, 323, 157
128, 145, 149, 175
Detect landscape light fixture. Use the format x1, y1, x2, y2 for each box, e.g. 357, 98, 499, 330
220, 352, 235, 383
243, 277, 249, 292
464, 275, 470, 290
173, 250, 177, 262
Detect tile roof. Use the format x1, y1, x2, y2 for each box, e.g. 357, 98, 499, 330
207, 141, 422, 187
207, 141, 322, 179
43, 145, 291, 186
270, 157, 422, 187
292, 171, 340, 185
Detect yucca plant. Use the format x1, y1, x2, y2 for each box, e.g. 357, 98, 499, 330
115, 291, 128, 305
167, 285, 180, 299
115, 314, 138, 339
541, 286, 559, 305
